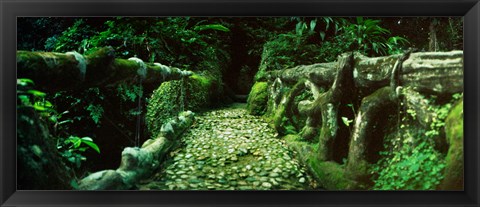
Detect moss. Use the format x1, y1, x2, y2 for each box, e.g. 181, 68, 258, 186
186, 74, 214, 110
190, 74, 212, 89
271, 79, 307, 135
307, 159, 355, 190
246, 82, 269, 115
345, 159, 370, 183
282, 134, 357, 190
146, 74, 215, 138
272, 104, 288, 133
441, 100, 463, 190
146, 81, 182, 138
284, 134, 303, 143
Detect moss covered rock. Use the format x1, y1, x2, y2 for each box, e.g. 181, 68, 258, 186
440, 100, 463, 190
246, 82, 269, 115
146, 74, 215, 138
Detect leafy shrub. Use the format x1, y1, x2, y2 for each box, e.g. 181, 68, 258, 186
17, 78, 54, 114
371, 92, 462, 190
49, 19, 97, 53
258, 33, 323, 73
58, 136, 100, 169
17, 78, 101, 170
341, 17, 409, 56
372, 137, 445, 190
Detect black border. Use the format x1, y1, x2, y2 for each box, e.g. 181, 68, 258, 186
1, 0, 479, 206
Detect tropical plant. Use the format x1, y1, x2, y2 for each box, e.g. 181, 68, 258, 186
17, 78, 54, 115
341, 17, 409, 56
58, 136, 100, 168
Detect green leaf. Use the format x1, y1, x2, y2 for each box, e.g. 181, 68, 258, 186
17, 78, 34, 86
58, 119, 74, 125
356, 17, 364, 24
70, 179, 79, 189
323, 17, 332, 30
27, 90, 46, 97
44, 101, 53, 108
341, 117, 353, 126
73, 139, 82, 148
81, 137, 93, 142
194, 24, 230, 32
33, 104, 48, 111
319, 31, 326, 41
296, 22, 304, 36
82, 140, 100, 154
310, 19, 317, 32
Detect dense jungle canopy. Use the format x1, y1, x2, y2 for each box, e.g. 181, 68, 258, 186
17, 17, 463, 190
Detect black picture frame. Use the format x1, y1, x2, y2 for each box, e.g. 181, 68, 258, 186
1, 0, 479, 206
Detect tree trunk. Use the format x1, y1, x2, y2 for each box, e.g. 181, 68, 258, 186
429, 19, 439, 52
17, 47, 193, 92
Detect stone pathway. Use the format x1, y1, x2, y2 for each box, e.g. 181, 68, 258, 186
138, 103, 313, 190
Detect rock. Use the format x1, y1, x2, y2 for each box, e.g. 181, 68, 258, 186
269, 172, 280, 177
78, 170, 126, 190
299, 177, 306, 183
261, 182, 272, 188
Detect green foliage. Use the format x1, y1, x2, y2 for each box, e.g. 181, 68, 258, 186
341, 103, 356, 127
58, 136, 100, 168
17, 78, 101, 170
257, 17, 411, 77
117, 84, 143, 102
341, 117, 353, 127
258, 32, 323, 73
49, 19, 96, 53
372, 91, 462, 190
372, 137, 445, 190
425, 93, 462, 138
194, 24, 230, 32
17, 79, 55, 115
322, 17, 409, 58
85, 104, 104, 124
